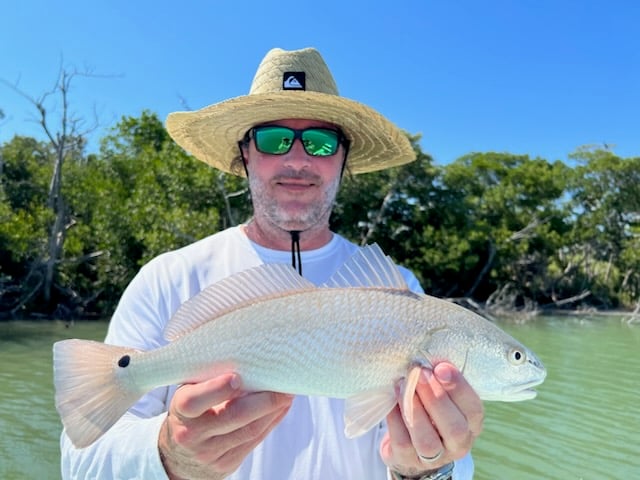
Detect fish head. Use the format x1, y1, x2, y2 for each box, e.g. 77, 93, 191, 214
459, 331, 547, 402
416, 321, 546, 402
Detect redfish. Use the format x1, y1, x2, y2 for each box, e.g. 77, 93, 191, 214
53, 244, 546, 448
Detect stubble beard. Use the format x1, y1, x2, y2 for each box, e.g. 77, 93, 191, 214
249, 171, 341, 233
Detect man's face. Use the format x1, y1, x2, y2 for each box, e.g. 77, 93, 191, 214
243, 118, 346, 233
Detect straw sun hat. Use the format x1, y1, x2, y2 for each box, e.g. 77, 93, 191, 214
165, 47, 416, 176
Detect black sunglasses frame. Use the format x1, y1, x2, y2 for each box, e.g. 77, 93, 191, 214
243, 126, 349, 157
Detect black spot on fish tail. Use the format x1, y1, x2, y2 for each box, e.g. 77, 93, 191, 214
118, 355, 131, 368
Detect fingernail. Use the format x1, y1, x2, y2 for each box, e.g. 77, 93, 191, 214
230, 375, 242, 390
434, 364, 452, 383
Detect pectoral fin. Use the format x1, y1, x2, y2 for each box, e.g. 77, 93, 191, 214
400, 365, 423, 428
344, 387, 398, 438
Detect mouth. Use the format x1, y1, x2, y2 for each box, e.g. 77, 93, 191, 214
501, 377, 547, 401
274, 177, 318, 194
277, 180, 314, 189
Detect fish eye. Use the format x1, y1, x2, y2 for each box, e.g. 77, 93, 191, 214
508, 347, 526, 365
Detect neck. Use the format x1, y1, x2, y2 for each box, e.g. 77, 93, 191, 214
244, 218, 333, 251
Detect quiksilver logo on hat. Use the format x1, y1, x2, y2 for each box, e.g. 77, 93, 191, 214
283, 72, 306, 90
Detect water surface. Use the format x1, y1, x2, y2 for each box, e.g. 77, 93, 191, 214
473, 315, 640, 479
0, 316, 638, 479
0, 321, 106, 479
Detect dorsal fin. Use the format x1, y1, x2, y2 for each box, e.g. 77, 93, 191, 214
164, 263, 315, 341
323, 243, 409, 290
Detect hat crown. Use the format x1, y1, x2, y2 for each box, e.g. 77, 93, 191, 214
249, 48, 339, 96
166, 46, 416, 177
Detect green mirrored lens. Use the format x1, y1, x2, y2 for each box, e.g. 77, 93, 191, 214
301, 129, 339, 156
253, 127, 341, 156
255, 127, 295, 154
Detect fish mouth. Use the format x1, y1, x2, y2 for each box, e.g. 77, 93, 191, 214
500, 377, 546, 402
480, 376, 546, 402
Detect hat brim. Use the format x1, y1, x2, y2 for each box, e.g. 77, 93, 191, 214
166, 91, 416, 176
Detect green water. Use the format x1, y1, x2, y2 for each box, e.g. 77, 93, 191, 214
0, 317, 638, 479
0, 321, 106, 479
473, 316, 640, 479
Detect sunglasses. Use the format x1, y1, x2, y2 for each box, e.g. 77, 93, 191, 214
247, 126, 347, 157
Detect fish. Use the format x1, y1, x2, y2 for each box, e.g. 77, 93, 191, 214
53, 244, 546, 449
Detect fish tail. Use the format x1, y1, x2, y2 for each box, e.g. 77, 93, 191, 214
53, 339, 144, 448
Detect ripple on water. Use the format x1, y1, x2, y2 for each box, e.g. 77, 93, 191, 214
0, 320, 108, 480
473, 316, 640, 479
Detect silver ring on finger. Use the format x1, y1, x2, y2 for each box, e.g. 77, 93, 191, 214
418, 448, 444, 464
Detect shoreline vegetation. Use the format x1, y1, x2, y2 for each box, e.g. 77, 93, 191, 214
2, 306, 638, 325
447, 297, 640, 325
1, 76, 639, 321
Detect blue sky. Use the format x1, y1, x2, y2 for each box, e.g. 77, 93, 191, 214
1, 0, 638, 165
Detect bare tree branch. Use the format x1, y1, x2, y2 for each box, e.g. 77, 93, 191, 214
1, 60, 119, 309
626, 300, 640, 325
547, 290, 591, 307
360, 189, 395, 246
509, 216, 548, 242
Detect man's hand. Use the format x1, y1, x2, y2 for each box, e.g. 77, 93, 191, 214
380, 363, 484, 477
158, 374, 293, 480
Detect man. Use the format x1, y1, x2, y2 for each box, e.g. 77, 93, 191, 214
61, 47, 483, 479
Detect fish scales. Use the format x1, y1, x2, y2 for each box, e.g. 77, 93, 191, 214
128, 289, 420, 397
53, 244, 546, 448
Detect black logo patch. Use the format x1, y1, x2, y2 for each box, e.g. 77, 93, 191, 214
283, 72, 306, 90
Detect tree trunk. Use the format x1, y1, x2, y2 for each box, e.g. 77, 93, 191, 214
360, 189, 394, 246
41, 75, 72, 304
44, 195, 66, 303
465, 241, 496, 298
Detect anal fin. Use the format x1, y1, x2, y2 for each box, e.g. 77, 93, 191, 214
344, 387, 397, 438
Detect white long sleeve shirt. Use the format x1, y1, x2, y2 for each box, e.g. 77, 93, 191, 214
60, 226, 473, 479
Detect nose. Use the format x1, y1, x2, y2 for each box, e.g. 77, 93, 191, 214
282, 138, 312, 169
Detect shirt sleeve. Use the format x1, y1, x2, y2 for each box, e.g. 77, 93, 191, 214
59, 230, 260, 480
60, 411, 168, 479
59, 258, 178, 480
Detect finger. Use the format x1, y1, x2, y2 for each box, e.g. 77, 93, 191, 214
160, 390, 292, 478
382, 405, 446, 477
403, 375, 444, 461
381, 405, 412, 463
433, 363, 484, 436
210, 391, 294, 436
382, 403, 434, 467
173, 374, 242, 419
383, 394, 444, 466
210, 401, 292, 472
415, 365, 480, 456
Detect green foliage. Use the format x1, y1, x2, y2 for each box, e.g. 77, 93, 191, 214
1, 111, 251, 316
0, 138, 53, 264
561, 147, 640, 307
437, 153, 572, 302
1, 113, 638, 318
